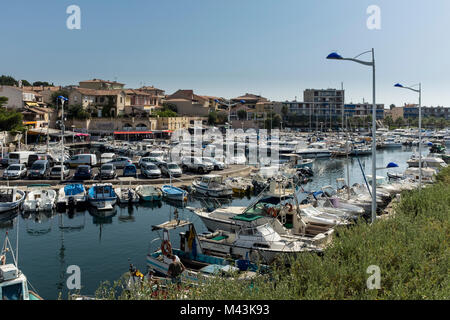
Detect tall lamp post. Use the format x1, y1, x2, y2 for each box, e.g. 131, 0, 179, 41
327, 49, 377, 223
394, 83, 422, 189
58, 96, 68, 182
214, 99, 246, 129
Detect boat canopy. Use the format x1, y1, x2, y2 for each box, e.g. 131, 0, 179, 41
64, 184, 84, 196
232, 214, 263, 222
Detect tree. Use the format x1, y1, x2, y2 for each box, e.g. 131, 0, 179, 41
67, 104, 90, 120
208, 111, 217, 125
216, 111, 228, 124
32, 81, 53, 87
0, 96, 8, 107
281, 105, 289, 120
0, 75, 18, 86
384, 115, 394, 129
162, 102, 178, 113
0, 107, 24, 132
237, 109, 247, 120
50, 90, 70, 107
21, 80, 32, 86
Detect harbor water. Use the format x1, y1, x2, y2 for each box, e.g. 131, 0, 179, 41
0, 147, 417, 299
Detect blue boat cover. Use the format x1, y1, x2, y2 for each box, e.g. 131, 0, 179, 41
64, 184, 84, 196
162, 185, 184, 195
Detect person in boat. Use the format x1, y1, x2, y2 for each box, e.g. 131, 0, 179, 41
167, 254, 185, 285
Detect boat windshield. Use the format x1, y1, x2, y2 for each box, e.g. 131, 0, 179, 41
2, 282, 23, 300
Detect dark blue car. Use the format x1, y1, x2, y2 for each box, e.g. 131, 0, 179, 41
122, 164, 137, 178
74, 165, 93, 180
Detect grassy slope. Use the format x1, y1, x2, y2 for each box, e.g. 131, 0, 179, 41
97, 168, 450, 300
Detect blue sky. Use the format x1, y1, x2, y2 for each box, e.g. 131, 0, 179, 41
1, 0, 449, 107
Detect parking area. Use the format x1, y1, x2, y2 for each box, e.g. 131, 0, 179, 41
0, 164, 251, 186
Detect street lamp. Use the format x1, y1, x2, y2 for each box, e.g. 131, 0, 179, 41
214, 99, 245, 128
327, 49, 377, 223
394, 83, 422, 189
58, 95, 68, 182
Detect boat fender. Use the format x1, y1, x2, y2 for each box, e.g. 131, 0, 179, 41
0, 254, 5, 265
161, 240, 172, 256
285, 203, 294, 212
267, 207, 277, 218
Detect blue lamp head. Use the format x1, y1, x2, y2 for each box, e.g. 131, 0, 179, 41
326, 52, 343, 60
240, 100, 246, 104
214, 99, 219, 103
394, 83, 404, 88
386, 162, 399, 168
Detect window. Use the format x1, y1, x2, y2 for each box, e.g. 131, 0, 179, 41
2, 283, 23, 300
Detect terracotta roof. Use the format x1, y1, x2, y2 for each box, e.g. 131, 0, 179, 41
73, 88, 125, 96
79, 79, 124, 85
124, 89, 151, 96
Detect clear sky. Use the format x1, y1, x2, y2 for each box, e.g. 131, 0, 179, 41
1, 0, 449, 107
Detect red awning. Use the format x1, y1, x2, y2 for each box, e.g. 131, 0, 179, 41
163, 130, 173, 133
75, 133, 90, 137
114, 131, 153, 135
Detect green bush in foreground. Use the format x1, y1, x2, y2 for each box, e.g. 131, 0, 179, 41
96, 168, 450, 300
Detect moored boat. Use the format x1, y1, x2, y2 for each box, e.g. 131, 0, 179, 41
0, 187, 25, 213
87, 183, 117, 210
135, 185, 162, 202
161, 185, 188, 202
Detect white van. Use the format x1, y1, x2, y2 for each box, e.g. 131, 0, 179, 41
65, 154, 98, 168
100, 153, 115, 165
8, 151, 36, 166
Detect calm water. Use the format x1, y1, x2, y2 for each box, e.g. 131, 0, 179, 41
0, 147, 419, 299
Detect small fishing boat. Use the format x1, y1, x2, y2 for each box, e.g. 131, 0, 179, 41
23, 185, 57, 212
192, 175, 233, 198
135, 185, 162, 202
1, 232, 43, 300
87, 184, 117, 210
57, 183, 87, 208
115, 187, 139, 204
147, 220, 261, 281
224, 177, 254, 195
0, 187, 25, 213
161, 185, 188, 202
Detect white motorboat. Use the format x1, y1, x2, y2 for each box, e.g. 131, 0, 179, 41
0, 187, 25, 213
57, 184, 87, 208
23, 185, 56, 212
382, 137, 402, 148
295, 142, 332, 158
197, 222, 321, 264
135, 185, 162, 201
192, 175, 233, 198
115, 187, 139, 204
224, 177, 254, 195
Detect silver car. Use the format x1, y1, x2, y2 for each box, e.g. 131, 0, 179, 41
99, 163, 116, 179
107, 157, 132, 169
159, 162, 182, 178
50, 165, 70, 180
141, 163, 161, 179
3, 164, 27, 180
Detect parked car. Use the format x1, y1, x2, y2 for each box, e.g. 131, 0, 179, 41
159, 162, 182, 178
107, 157, 132, 169
0, 155, 9, 168
99, 163, 116, 180
100, 153, 115, 165
28, 160, 51, 179
3, 164, 27, 180
202, 157, 226, 170
49, 165, 70, 180
140, 163, 161, 179
180, 156, 213, 174
138, 156, 163, 167
123, 164, 138, 178
28, 153, 55, 167
73, 165, 93, 180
